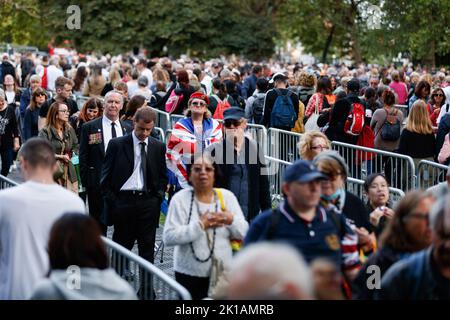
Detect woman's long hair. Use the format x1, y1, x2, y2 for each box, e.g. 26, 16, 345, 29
405, 100, 433, 134
29, 87, 47, 111
46, 101, 69, 131
78, 97, 103, 123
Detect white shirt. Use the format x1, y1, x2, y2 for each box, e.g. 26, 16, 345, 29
0, 181, 86, 300
102, 116, 124, 152
127, 81, 139, 97
121, 132, 148, 191
46, 65, 64, 92
141, 68, 153, 88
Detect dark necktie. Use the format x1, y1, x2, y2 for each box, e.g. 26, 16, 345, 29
111, 122, 117, 138
140, 141, 147, 191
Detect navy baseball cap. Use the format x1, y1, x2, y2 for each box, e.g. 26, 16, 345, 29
283, 160, 328, 183
223, 107, 245, 121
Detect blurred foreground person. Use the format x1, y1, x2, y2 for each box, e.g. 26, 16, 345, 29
0, 138, 85, 299
226, 242, 313, 300
31, 213, 137, 300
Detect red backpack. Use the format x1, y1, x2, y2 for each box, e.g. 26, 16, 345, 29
344, 102, 365, 136
41, 67, 48, 90
212, 95, 231, 120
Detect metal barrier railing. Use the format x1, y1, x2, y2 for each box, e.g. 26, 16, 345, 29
150, 108, 171, 133
417, 160, 448, 190
347, 177, 406, 205
264, 156, 292, 207
267, 128, 303, 163
394, 104, 408, 119
102, 237, 191, 300
330, 140, 416, 191
0, 175, 19, 189
170, 114, 185, 128
154, 127, 165, 143
246, 124, 268, 155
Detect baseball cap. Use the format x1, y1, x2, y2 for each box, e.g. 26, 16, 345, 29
223, 107, 245, 121
283, 160, 328, 184
269, 72, 288, 84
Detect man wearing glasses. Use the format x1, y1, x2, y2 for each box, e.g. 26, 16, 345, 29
38, 76, 78, 130
206, 107, 270, 222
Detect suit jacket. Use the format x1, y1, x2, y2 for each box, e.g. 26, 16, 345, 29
79, 117, 132, 190
206, 137, 271, 222
100, 133, 168, 202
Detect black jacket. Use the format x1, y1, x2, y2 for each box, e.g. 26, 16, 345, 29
436, 113, 450, 157
79, 117, 132, 190
206, 137, 271, 222
100, 133, 168, 200
342, 191, 372, 232
153, 82, 196, 114
262, 88, 299, 130
352, 245, 409, 300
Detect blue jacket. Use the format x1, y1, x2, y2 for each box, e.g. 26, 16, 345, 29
20, 88, 32, 119
242, 74, 258, 99
375, 248, 450, 300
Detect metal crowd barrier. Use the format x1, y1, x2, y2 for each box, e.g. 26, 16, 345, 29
347, 177, 405, 205
154, 127, 165, 143
394, 104, 409, 119
0, 175, 19, 189
267, 128, 303, 163
150, 108, 171, 132
264, 156, 292, 207
246, 124, 268, 155
330, 140, 416, 192
102, 237, 191, 300
417, 160, 448, 190
170, 114, 185, 128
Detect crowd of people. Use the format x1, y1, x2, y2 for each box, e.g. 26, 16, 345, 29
0, 48, 450, 300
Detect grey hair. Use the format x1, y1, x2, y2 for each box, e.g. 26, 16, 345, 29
30, 74, 41, 83
229, 242, 314, 298
104, 90, 123, 104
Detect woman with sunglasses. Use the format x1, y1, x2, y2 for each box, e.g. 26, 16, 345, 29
163, 154, 248, 300
39, 102, 79, 193
166, 92, 223, 191
429, 87, 448, 126
23, 88, 48, 142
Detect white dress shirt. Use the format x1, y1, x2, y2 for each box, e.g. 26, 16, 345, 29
102, 116, 124, 152
121, 131, 148, 191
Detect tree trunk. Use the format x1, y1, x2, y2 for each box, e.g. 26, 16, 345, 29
322, 25, 335, 63
423, 40, 436, 69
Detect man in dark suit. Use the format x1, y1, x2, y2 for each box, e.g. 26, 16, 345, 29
79, 91, 132, 234
206, 107, 271, 222
100, 107, 167, 264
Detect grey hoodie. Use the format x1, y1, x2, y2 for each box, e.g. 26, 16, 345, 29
30, 268, 137, 300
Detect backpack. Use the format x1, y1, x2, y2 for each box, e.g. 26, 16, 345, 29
270, 89, 296, 129
344, 101, 365, 136
251, 93, 265, 124
41, 67, 48, 90
377, 108, 401, 141
211, 94, 231, 120
165, 85, 183, 113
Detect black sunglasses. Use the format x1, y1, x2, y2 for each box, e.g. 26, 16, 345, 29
224, 119, 243, 128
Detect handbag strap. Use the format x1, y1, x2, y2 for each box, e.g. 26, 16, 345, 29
375, 108, 397, 137
214, 188, 226, 211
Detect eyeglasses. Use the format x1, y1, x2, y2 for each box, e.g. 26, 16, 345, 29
408, 212, 429, 221
58, 110, 70, 114
322, 171, 342, 181
311, 145, 329, 151
35, 93, 46, 97
224, 119, 243, 128
191, 101, 206, 107
433, 94, 444, 97
192, 166, 215, 173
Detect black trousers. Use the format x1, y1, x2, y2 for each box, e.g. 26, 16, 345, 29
112, 192, 160, 264
86, 188, 107, 235
175, 272, 210, 300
